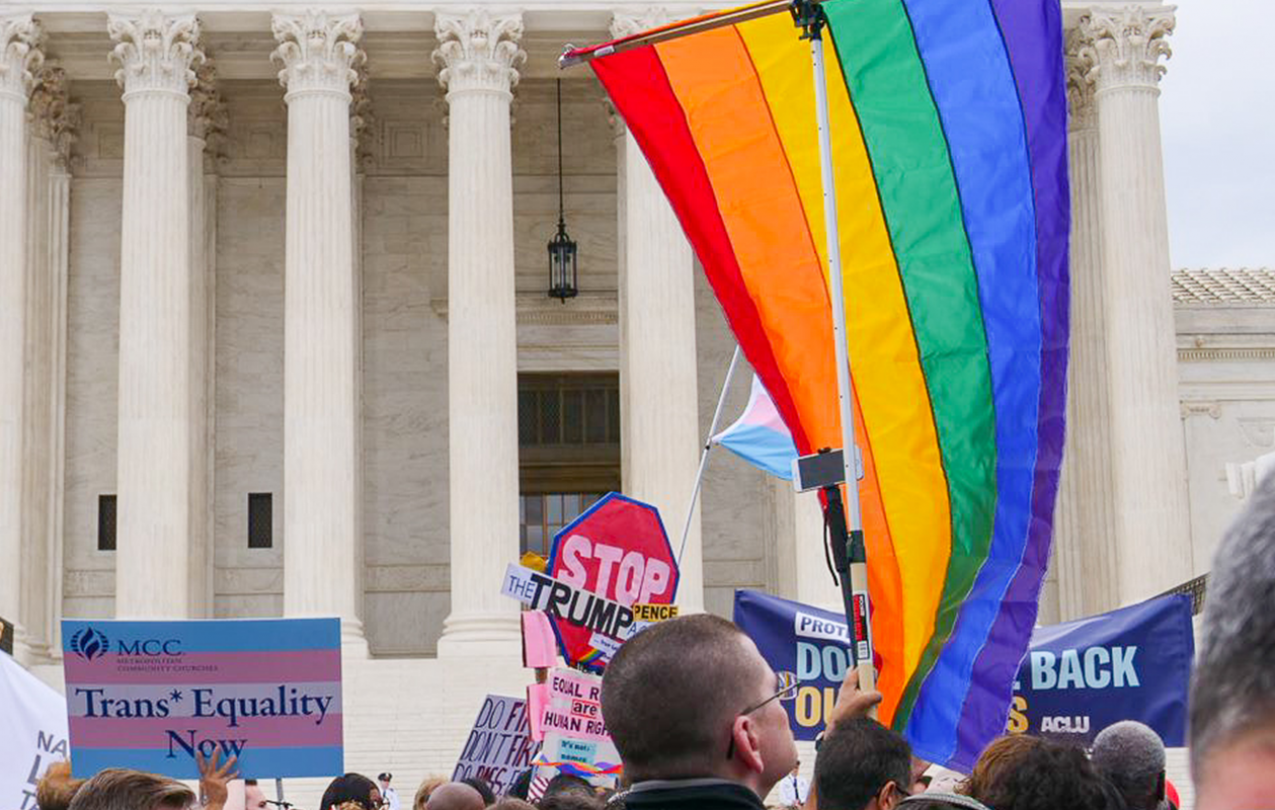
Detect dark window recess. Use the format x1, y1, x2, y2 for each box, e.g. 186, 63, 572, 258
97, 495, 117, 551
248, 493, 273, 549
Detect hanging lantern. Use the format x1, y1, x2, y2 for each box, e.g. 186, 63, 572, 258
548, 78, 579, 301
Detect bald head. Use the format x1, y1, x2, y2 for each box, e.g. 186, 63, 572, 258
424, 784, 484, 810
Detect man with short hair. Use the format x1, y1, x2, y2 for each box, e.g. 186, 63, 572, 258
67, 770, 195, 810
813, 717, 912, 810
600, 614, 799, 809
1090, 721, 1166, 810
1190, 476, 1275, 810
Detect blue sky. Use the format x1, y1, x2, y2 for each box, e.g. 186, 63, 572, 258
1161, 0, 1273, 269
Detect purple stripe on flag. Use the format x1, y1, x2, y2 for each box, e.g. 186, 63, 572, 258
64, 650, 341, 685
69, 714, 344, 748
949, 0, 1071, 772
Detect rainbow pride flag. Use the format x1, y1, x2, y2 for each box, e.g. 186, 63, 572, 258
572, 0, 1069, 770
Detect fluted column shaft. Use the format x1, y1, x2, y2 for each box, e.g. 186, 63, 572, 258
109, 11, 202, 619
0, 15, 42, 652
187, 63, 220, 618
272, 12, 365, 647
611, 12, 704, 612
433, 11, 524, 652
1082, 7, 1193, 603
1053, 35, 1120, 619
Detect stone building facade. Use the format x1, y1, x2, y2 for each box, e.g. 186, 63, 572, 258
1, 1, 1272, 804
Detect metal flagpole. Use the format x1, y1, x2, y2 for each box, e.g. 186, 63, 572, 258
677, 344, 742, 568
797, 0, 876, 692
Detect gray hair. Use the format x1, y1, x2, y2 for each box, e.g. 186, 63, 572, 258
1190, 474, 1275, 778
1091, 721, 1164, 808
67, 769, 194, 810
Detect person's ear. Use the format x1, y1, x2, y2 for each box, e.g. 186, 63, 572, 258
730, 714, 766, 775
877, 781, 901, 810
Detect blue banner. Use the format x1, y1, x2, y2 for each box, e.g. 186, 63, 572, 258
734, 591, 1193, 747
1008, 594, 1193, 746
734, 591, 852, 741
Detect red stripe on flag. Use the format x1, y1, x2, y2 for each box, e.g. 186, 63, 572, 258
592, 45, 813, 454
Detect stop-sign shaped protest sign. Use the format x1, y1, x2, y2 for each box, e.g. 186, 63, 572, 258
546, 493, 679, 671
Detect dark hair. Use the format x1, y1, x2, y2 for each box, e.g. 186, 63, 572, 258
320, 774, 379, 810
505, 770, 532, 801
36, 762, 85, 810
601, 614, 761, 780
964, 739, 1117, 810
960, 735, 1042, 799
541, 774, 593, 801
459, 777, 495, 805
813, 717, 912, 810
539, 794, 603, 810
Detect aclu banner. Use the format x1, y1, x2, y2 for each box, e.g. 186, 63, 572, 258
1, 652, 70, 810
1008, 594, 1193, 745
734, 591, 853, 741
62, 618, 342, 779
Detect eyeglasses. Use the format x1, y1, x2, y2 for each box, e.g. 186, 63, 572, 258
725, 676, 800, 760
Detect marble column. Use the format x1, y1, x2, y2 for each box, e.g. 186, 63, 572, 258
432, 10, 525, 652
21, 65, 76, 661
188, 63, 223, 618
611, 11, 705, 613
108, 10, 203, 619
0, 14, 42, 658
1081, 6, 1193, 603
770, 479, 843, 611
1052, 31, 1121, 620
271, 12, 366, 649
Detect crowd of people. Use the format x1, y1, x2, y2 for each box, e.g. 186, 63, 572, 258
27, 478, 1275, 810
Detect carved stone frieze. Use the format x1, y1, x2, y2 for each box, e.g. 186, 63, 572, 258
29, 66, 81, 169
0, 14, 43, 102
432, 11, 525, 97
1078, 6, 1175, 93
270, 11, 364, 97
108, 10, 203, 98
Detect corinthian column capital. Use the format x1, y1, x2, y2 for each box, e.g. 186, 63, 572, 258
610, 8, 676, 40
0, 14, 44, 103
271, 11, 364, 99
30, 66, 81, 168
432, 11, 525, 97
1065, 27, 1098, 131
1078, 5, 1175, 93
108, 10, 203, 99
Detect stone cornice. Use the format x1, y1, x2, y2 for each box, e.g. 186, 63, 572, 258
270, 11, 364, 99
0, 14, 44, 103
1078, 5, 1175, 93
108, 10, 203, 100
432, 10, 525, 98
29, 66, 80, 169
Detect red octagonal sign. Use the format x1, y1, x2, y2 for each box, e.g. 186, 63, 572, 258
546, 492, 680, 671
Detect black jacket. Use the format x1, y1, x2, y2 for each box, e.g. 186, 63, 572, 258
613, 779, 767, 810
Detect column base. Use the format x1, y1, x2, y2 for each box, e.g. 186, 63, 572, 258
436, 612, 521, 659
340, 617, 369, 660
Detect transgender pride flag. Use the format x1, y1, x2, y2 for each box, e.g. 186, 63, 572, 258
712, 375, 798, 480
62, 617, 342, 779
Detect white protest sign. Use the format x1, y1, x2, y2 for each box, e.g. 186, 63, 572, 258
451, 694, 541, 796
0, 653, 70, 810
501, 564, 637, 641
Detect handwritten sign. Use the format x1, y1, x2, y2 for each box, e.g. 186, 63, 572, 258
540, 669, 609, 742
62, 618, 342, 779
452, 695, 541, 795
